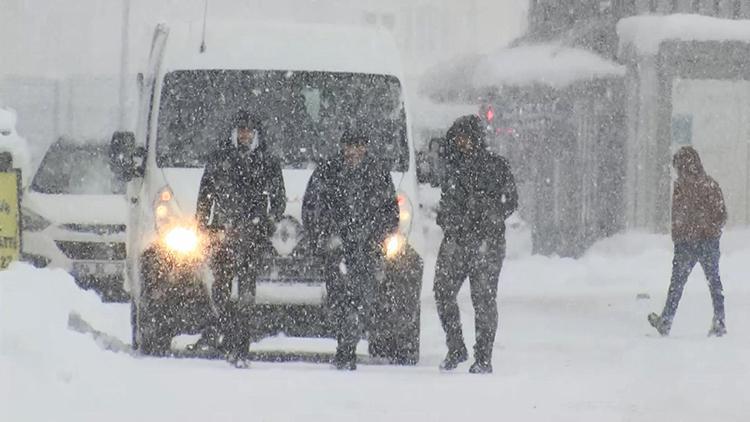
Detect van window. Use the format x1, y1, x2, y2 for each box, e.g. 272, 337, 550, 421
156, 70, 409, 171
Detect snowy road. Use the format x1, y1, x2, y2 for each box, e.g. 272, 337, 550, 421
3, 230, 750, 421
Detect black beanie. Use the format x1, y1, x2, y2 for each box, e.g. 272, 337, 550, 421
340, 128, 369, 146
232, 109, 262, 131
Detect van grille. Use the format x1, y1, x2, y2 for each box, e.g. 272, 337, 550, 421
61, 224, 126, 235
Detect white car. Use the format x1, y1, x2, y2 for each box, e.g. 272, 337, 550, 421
22, 139, 129, 302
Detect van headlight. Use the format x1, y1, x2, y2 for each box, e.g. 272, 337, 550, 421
397, 192, 413, 233
384, 233, 406, 260
153, 186, 204, 259
163, 226, 201, 256
154, 186, 177, 229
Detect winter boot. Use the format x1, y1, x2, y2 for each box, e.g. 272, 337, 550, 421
226, 350, 251, 369
708, 317, 727, 337
468, 360, 493, 374
439, 345, 468, 371
648, 313, 670, 336
186, 326, 223, 355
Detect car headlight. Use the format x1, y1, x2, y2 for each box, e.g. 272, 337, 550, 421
384, 233, 406, 260
162, 225, 202, 256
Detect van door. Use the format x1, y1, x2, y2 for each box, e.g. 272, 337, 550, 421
125, 24, 169, 296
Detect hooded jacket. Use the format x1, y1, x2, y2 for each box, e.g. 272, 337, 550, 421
437, 115, 518, 242
302, 151, 398, 251
671, 146, 727, 242
196, 116, 285, 232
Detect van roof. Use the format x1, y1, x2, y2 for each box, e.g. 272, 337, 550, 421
162, 21, 404, 78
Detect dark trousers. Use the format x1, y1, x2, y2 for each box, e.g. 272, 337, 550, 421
326, 245, 380, 361
661, 238, 725, 326
210, 231, 270, 355
434, 236, 504, 363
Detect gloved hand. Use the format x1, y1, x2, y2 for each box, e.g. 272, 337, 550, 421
263, 215, 277, 238
248, 216, 276, 238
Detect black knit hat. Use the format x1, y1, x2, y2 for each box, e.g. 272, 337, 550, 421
232, 109, 262, 131
340, 128, 369, 146
446, 115, 486, 148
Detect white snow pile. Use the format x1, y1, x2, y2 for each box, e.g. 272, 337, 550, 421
618, 13, 750, 56
0, 107, 33, 186
420, 43, 625, 101
2, 230, 750, 421
473, 44, 625, 88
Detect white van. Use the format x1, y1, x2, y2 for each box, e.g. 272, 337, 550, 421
110, 23, 423, 363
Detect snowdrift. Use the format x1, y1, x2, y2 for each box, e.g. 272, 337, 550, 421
2, 230, 750, 421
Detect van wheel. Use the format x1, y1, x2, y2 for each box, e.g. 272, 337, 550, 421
133, 251, 173, 356
394, 308, 420, 365
369, 243, 423, 365
131, 300, 171, 356
130, 301, 138, 350
369, 308, 420, 365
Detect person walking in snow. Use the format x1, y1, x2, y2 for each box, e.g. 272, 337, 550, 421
434, 115, 518, 374
195, 109, 286, 367
301, 128, 399, 370
649, 146, 727, 337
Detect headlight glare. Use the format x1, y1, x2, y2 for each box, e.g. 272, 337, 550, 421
163, 226, 200, 255
384, 233, 406, 260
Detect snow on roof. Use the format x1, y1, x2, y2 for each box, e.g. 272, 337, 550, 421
474, 44, 625, 88
420, 43, 625, 101
0, 107, 32, 186
0, 106, 15, 132
163, 21, 403, 78
617, 14, 750, 56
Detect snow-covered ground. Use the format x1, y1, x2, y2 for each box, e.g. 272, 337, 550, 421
3, 226, 750, 421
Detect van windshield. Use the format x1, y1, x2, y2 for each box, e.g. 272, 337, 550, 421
156, 70, 409, 171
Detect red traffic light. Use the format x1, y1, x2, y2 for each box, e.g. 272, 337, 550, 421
485, 105, 495, 122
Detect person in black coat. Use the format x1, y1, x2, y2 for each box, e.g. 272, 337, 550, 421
302, 129, 399, 370
434, 115, 518, 374
195, 109, 286, 367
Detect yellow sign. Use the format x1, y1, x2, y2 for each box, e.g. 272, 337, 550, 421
0, 170, 21, 269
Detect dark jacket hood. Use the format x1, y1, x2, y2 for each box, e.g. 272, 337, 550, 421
673, 146, 705, 178
220, 111, 267, 153
444, 114, 487, 164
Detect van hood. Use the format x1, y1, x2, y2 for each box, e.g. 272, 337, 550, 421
160, 168, 316, 223
23, 192, 127, 225
161, 167, 407, 223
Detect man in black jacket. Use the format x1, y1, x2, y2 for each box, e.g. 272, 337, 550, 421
435, 115, 518, 374
195, 109, 286, 367
302, 129, 399, 370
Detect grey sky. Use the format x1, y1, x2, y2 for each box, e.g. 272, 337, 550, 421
1, 0, 527, 78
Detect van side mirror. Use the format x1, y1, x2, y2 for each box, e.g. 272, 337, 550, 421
137, 73, 144, 93
109, 131, 144, 182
